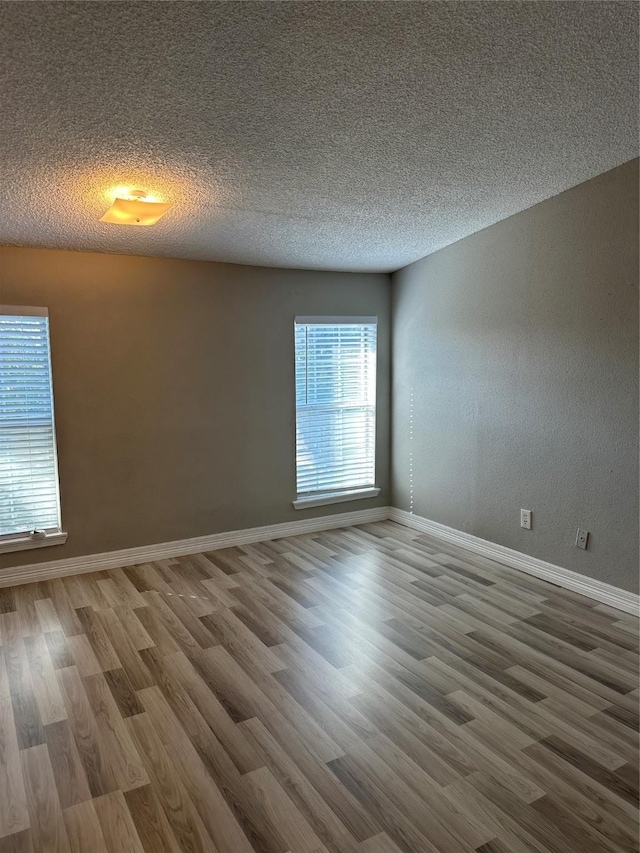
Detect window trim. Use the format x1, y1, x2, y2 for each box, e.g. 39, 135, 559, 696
0, 304, 66, 554
292, 486, 380, 510
0, 530, 68, 555
293, 315, 378, 508
294, 315, 379, 325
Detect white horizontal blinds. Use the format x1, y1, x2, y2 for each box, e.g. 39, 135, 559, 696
295, 318, 377, 496
0, 309, 62, 537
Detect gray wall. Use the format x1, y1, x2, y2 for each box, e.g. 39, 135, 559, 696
0, 247, 390, 570
392, 159, 639, 593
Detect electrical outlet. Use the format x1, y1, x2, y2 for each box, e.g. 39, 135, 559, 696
520, 509, 532, 530
576, 528, 589, 550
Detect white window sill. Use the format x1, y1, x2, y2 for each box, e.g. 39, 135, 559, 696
0, 531, 68, 555
292, 487, 380, 510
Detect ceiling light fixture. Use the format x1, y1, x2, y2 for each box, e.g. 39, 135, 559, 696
101, 190, 173, 226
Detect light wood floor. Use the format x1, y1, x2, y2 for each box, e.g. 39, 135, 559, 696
0, 521, 637, 853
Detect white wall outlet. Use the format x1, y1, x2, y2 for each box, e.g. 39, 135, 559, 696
520, 509, 532, 530
576, 528, 589, 549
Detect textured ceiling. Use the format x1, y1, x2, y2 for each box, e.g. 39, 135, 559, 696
1, 2, 638, 273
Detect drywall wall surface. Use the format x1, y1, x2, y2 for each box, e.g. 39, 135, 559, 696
391, 159, 639, 593
0, 247, 390, 569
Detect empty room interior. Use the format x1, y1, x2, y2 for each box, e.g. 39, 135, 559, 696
0, 2, 638, 852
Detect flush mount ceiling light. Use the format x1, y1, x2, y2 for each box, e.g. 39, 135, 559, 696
100, 190, 173, 226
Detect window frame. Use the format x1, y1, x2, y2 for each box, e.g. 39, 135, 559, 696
0, 305, 67, 554
292, 315, 380, 510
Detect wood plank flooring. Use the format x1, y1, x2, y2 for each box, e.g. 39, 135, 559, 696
0, 520, 637, 852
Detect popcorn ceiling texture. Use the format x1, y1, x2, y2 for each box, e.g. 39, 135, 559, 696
1, 1, 637, 273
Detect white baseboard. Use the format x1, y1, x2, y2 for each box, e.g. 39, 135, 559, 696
389, 508, 639, 616
2, 503, 636, 617
0, 506, 390, 588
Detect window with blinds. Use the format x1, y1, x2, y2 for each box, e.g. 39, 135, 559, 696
295, 317, 377, 498
0, 307, 62, 540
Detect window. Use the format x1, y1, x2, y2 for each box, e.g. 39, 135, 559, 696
294, 316, 379, 508
0, 307, 65, 552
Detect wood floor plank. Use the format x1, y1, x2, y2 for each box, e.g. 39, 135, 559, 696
20, 743, 70, 852
343, 737, 485, 852
73, 609, 120, 672
63, 801, 108, 853
47, 580, 84, 639
443, 776, 548, 853
0, 521, 634, 853
0, 656, 30, 840
33, 601, 63, 635
81, 672, 149, 791
135, 685, 256, 853
469, 772, 620, 853
103, 668, 145, 719
1, 613, 31, 697
126, 713, 218, 853
11, 586, 41, 641
44, 720, 92, 810
93, 790, 145, 853
0, 829, 34, 853
94, 609, 154, 691
245, 765, 324, 853
239, 716, 364, 853
327, 751, 448, 853
44, 632, 74, 671
112, 607, 154, 652
24, 635, 67, 726
124, 785, 182, 853
56, 666, 119, 798
11, 689, 44, 752
143, 647, 264, 774
358, 835, 405, 853
65, 634, 102, 678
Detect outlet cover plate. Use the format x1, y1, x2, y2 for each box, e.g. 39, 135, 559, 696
576, 528, 589, 549
520, 509, 532, 530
